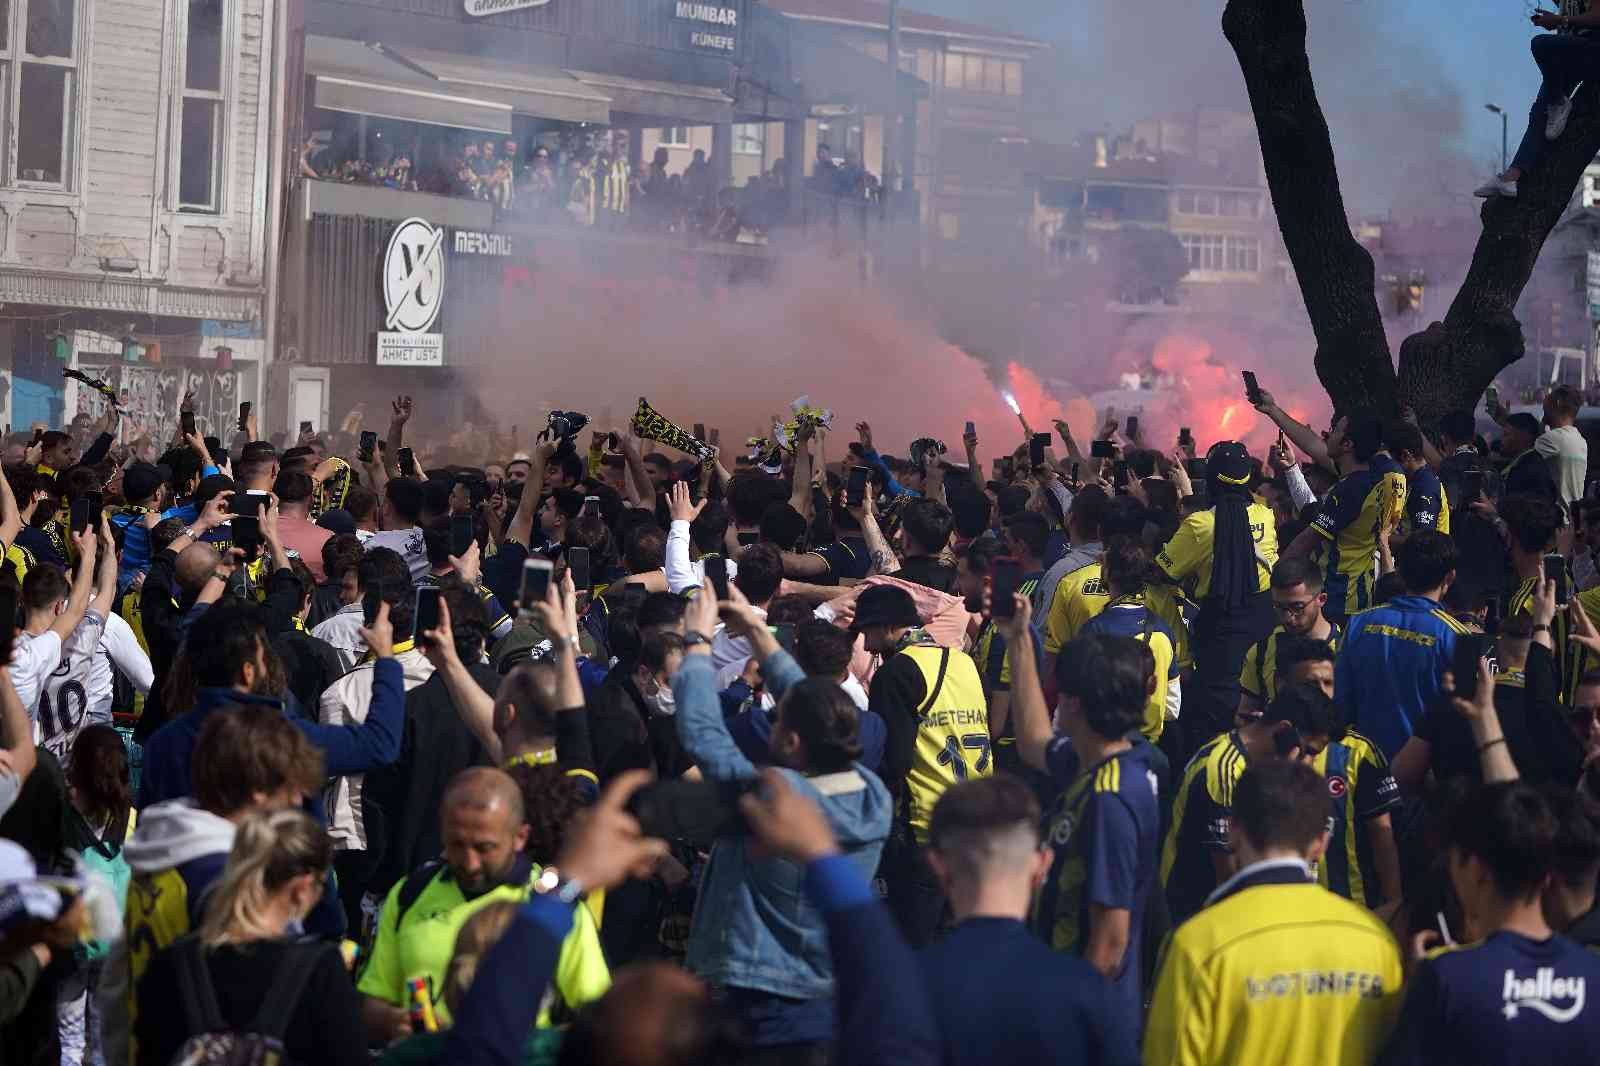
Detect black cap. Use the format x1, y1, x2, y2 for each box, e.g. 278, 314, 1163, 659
852, 584, 921, 630
1505, 412, 1541, 436
317, 509, 357, 536
1206, 441, 1253, 487
122, 462, 171, 505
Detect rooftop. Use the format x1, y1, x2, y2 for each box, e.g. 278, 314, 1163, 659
765, 0, 1047, 49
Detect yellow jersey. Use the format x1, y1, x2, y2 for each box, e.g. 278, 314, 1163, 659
898, 643, 990, 842
1309, 456, 1408, 621
1239, 622, 1343, 703
1043, 562, 1110, 655
1156, 502, 1279, 600
1145, 872, 1404, 1066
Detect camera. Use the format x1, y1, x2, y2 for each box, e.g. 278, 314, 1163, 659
909, 437, 947, 471
542, 409, 590, 444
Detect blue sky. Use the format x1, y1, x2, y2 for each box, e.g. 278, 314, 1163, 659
915, 0, 1549, 214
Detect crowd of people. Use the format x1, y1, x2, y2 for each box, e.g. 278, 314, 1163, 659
0, 373, 1598, 1066
300, 126, 877, 243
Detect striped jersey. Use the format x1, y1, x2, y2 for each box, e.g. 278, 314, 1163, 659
1311, 731, 1400, 907
1310, 455, 1408, 621
1240, 622, 1344, 703
1161, 730, 1249, 924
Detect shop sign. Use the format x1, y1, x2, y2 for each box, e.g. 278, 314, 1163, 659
377, 333, 445, 366
454, 230, 514, 257
380, 216, 445, 365
464, 0, 550, 16
672, 1, 739, 53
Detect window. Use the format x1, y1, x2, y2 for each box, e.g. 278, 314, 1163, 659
0, 0, 81, 187
1004, 60, 1022, 96
1224, 236, 1260, 272
660, 126, 690, 147
178, 0, 227, 212
1179, 233, 1260, 273
733, 122, 764, 156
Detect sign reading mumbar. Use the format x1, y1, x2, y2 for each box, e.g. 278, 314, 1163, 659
672, 1, 738, 52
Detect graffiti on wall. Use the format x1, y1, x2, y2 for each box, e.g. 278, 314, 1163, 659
74, 365, 240, 444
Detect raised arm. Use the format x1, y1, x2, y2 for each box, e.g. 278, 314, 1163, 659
997, 595, 1052, 772
419, 598, 502, 764
51, 529, 99, 642
0, 667, 36, 784
384, 395, 411, 480
674, 579, 759, 781
1255, 389, 1335, 474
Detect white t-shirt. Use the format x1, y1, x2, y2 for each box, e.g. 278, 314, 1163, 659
1535, 424, 1588, 506
365, 526, 428, 581
35, 611, 105, 761
89, 611, 153, 724
9, 630, 63, 726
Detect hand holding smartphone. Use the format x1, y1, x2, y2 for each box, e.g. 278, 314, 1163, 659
520, 558, 553, 616
1242, 370, 1263, 406
990, 558, 1022, 619
705, 556, 730, 601
358, 430, 378, 463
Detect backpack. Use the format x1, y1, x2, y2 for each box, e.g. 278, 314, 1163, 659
167, 936, 326, 1066
69, 805, 133, 960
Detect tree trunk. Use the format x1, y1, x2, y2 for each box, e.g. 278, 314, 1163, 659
1225, 0, 1600, 427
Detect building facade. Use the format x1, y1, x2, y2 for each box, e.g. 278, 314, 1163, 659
0, 0, 279, 437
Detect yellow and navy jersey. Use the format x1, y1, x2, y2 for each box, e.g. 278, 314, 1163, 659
1144, 873, 1405, 1066
419, 573, 514, 640
1144, 582, 1194, 671
1032, 740, 1161, 1023
1312, 731, 1400, 908
1511, 574, 1579, 704
1310, 455, 1408, 621
124, 850, 225, 1057
973, 572, 1044, 696
313, 457, 352, 519
1156, 501, 1279, 601
1161, 730, 1249, 924
1080, 599, 1181, 742
898, 643, 990, 842
1240, 622, 1344, 703
1334, 595, 1472, 758
3, 540, 34, 583
1403, 466, 1450, 536
1043, 562, 1109, 655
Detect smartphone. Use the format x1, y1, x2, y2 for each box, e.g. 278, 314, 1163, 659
230, 490, 267, 516
736, 531, 759, 547
999, 457, 1015, 481
582, 495, 600, 518
1462, 470, 1485, 502
181, 411, 197, 437
1070, 461, 1080, 483
1178, 426, 1193, 449
846, 465, 869, 507
1114, 460, 1130, 488
1030, 432, 1051, 469
1184, 458, 1209, 481
1453, 633, 1486, 700
520, 558, 553, 612
705, 555, 730, 600
299, 420, 313, 436
1273, 723, 1305, 759
449, 514, 475, 558
990, 557, 1022, 619
627, 779, 749, 844
238, 401, 251, 432
773, 623, 797, 654
623, 582, 648, 611
362, 589, 382, 627
567, 546, 592, 592
397, 447, 417, 478
232, 515, 261, 553
358, 430, 378, 463
964, 420, 976, 438
1242, 370, 1263, 405
1484, 596, 1501, 636
1126, 415, 1140, 440
709, 427, 720, 446
1545, 553, 1570, 606
1090, 439, 1116, 459
414, 585, 442, 646
694, 422, 707, 441
70, 492, 101, 534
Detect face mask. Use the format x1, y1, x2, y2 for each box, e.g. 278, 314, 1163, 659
643, 678, 676, 717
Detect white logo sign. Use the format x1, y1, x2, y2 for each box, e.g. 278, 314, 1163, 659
1502, 968, 1586, 1023
464, 0, 551, 16
382, 217, 445, 334
377, 332, 444, 367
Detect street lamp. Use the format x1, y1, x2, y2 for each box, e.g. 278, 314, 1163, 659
1485, 103, 1508, 174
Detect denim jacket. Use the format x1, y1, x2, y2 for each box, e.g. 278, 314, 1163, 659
673, 649, 891, 1001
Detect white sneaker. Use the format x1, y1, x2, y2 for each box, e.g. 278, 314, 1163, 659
1473, 177, 1518, 198
1547, 95, 1574, 140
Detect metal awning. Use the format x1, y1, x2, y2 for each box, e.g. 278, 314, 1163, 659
567, 70, 733, 126
383, 46, 612, 126
306, 36, 512, 134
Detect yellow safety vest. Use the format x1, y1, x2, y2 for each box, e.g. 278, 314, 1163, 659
900, 643, 990, 842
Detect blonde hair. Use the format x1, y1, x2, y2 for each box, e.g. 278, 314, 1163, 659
442, 902, 520, 1015
198, 809, 333, 947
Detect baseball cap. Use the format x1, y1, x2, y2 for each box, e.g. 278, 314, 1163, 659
1206, 441, 1254, 487
121, 462, 171, 505
1505, 412, 1542, 436
317, 509, 357, 536
852, 584, 921, 631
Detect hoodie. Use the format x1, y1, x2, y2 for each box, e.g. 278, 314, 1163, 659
320, 648, 434, 850
99, 800, 236, 1066
673, 650, 892, 1003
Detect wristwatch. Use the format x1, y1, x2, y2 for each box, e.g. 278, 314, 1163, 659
532, 865, 585, 905
683, 631, 713, 648
1533, 623, 1552, 633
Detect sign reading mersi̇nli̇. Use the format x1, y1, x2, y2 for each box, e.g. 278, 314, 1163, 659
671, 1, 739, 53
377, 217, 445, 367
463, 0, 550, 17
